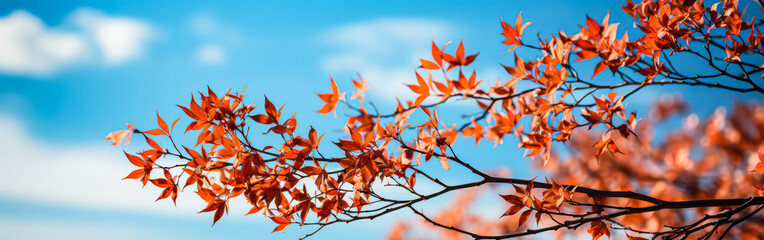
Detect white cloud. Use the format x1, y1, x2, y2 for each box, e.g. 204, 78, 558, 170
0, 114, 256, 219
71, 8, 153, 64
0, 114, 194, 216
0, 218, 181, 240
196, 43, 226, 64
322, 18, 450, 101
0, 11, 86, 75
0, 8, 154, 76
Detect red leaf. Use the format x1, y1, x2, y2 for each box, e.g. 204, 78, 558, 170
518, 209, 532, 228
408, 173, 416, 188
251, 114, 274, 124
502, 205, 524, 217
156, 188, 172, 201
592, 61, 608, 79
272, 223, 289, 233
588, 220, 610, 240
150, 178, 173, 188
198, 200, 220, 213
263, 95, 278, 120
212, 203, 226, 226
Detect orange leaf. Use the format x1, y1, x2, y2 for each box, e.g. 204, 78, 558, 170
144, 135, 163, 152
123, 169, 145, 180
419, 59, 440, 70
439, 156, 450, 170
156, 111, 169, 134
350, 73, 368, 102
455, 40, 465, 61
124, 151, 145, 168
143, 128, 165, 136
406, 72, 430, 106
462, 118, 484, 146
271, 217, 290, 232
246, 204, 264, 215
431, 40, 443, 65
316, 76, 346, 114
170, 117, 181, 133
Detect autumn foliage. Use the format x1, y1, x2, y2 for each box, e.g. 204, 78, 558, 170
107, 0, 764, 239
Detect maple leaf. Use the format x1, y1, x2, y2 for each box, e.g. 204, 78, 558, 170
587, 220, 610, 240
442, 40, 479, 70
350, 73, 368, 102
500, 11, 532, 52
518, 209, 532, 229
316, 76, 347, 114
462, 118, 484, 146
106, 3, 764, 239
104, 122, 134, 145
406, 72, 431, 106
753, 151, 764, 173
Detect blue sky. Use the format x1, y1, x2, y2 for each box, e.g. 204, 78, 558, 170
1, 0, 763, 239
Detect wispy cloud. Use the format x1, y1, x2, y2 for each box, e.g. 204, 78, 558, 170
0, 114, 197, 216
71, 8, 153, 65
196, 43, 226, 64
0, 8, 154, 76
189, 13, 241, 65
322, 18, 451, 102
189, 13, 242, 42
0, 114, 257, 220
0, 218, 181, 240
